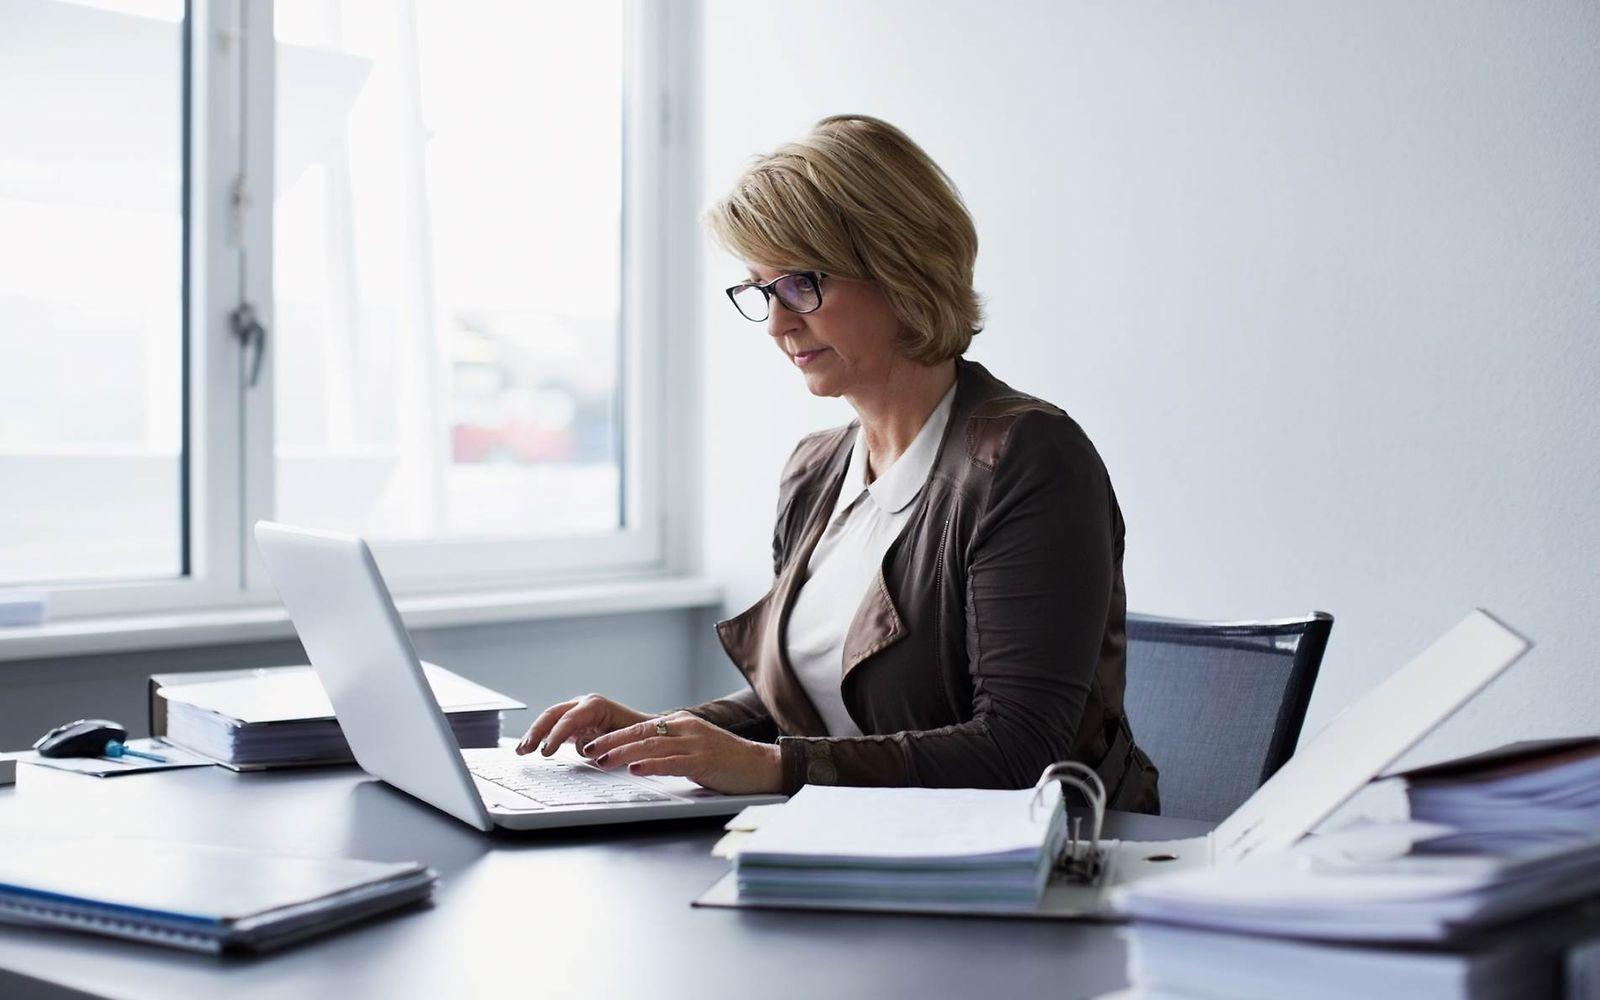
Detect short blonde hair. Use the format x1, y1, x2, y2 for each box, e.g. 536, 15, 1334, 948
705, 115, 983, 363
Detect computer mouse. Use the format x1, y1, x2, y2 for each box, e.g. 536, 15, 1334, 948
33, 719, 129, 759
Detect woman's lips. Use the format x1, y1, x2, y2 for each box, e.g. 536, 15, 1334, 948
793, 348, 830, 368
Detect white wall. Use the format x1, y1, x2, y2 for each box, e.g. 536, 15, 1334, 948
694, 0, 1600, 764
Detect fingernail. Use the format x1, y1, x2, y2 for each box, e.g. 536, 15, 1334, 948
595, 753, 609, 766
581, 742, 595, 756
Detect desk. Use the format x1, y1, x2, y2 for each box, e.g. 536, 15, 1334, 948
0, 764, 1210, 1000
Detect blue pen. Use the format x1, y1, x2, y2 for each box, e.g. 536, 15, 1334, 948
102, 740, 168, 763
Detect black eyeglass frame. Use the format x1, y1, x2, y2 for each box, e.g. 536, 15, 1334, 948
724, 271, 828, 322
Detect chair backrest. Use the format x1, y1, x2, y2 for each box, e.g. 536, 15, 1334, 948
1123, 611, 1332, 823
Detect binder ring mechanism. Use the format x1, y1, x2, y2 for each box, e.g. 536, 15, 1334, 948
1030, 761, 1108, 886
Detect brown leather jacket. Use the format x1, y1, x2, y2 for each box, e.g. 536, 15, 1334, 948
688, 357, 1160, 813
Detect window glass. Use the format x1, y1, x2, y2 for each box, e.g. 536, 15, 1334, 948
0, 0, 187, 586
272, 1, 625, 542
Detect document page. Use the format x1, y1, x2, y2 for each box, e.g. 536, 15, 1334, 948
738, 784, 1063, 866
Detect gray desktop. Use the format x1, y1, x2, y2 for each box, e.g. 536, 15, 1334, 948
0, 763, 1207, 999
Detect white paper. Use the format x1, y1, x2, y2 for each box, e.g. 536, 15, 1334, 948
16, 738, 216, 777
723, 803, 786, 832
1115, 822, 1600, 941
737, 783, 1061, 865
157, 662, 523, 723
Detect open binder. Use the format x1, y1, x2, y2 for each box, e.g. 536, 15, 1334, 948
695, 609, 1532, 920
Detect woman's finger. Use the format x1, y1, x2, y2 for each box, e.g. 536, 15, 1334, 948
625, 755, 696, 779
540, 700, 608, 756
583, 715, 680, 759
593, 736, 680, 770
516, 698, 579, 754
571, 726, 604, 757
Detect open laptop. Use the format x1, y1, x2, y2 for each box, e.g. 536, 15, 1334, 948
695, 608, 1533, 916
254, 521, 786, 832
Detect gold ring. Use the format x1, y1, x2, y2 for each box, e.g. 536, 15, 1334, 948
654, 717, 669, 737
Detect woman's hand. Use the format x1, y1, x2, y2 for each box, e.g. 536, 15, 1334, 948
515, 693, 650, 759
580, 711, 783, 795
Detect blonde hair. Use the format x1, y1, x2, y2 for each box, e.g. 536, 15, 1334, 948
705, 114, 982, 363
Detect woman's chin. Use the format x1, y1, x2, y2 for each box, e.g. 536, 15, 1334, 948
798, 370, 844, 397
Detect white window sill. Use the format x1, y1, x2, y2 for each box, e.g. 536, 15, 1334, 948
0, 576, 723, 664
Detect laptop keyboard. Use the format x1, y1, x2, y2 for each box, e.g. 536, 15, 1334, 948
469, 757, 675, 807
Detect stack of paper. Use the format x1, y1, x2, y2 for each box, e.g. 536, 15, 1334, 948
732, 784, 1066, 910
158, 663, 522, 769
0, 839, 435, 953
1115, 823, 1600, 942
1401, 737, 1600, 843
1121, 914, 1578, 1000
1115, 823, 1600, 999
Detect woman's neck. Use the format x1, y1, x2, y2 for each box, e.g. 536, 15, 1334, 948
846, 358, 958, 482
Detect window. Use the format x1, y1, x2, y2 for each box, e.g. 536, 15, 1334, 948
0, 0, 187, 587
273, 1, 625, 544
2, 0, 673, 618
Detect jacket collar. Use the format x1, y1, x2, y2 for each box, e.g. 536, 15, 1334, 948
719, 357, 1009, 736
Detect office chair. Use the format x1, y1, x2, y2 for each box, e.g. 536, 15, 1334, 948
1122, 611, 1332, 823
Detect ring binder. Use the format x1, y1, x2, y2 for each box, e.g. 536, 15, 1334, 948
1032, 761, 1109, 886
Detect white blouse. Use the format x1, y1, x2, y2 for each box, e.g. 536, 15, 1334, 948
784, 383, 958, 738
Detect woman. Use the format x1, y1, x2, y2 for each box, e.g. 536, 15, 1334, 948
518, 114, 1159, 812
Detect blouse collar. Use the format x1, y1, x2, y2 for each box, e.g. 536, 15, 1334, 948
835, 380, 959, 518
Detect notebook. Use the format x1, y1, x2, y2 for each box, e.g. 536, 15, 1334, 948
0, 839, 436, 953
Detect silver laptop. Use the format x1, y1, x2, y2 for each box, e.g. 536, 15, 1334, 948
254, 521, 785, 832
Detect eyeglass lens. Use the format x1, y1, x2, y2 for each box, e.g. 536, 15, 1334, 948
730, 273, 821, 322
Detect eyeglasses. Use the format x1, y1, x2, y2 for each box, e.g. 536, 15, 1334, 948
725, 271, 827, 323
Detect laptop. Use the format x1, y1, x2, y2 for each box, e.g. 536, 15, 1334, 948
254, 521, 786, 832
695, 608, 1533, 916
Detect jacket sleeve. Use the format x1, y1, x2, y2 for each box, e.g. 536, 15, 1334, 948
776, 412, 1116, 791
681, 686, 779, 742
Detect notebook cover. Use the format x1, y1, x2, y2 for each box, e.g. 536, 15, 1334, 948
0, 839, 434, 953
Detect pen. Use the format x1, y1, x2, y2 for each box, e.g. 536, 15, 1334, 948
101, 740, 168, 763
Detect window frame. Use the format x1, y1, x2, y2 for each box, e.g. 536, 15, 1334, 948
35, 0, 680, 621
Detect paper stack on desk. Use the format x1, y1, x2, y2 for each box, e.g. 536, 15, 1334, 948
1400, 736, 1600, 843
155, 663, 522, 769
1119, 904, 1600, 1000
1116, 822, 1600, 942
1116, 826, 1600, 1000
1116, 736, 1600, 999
732, 784, 1067, 909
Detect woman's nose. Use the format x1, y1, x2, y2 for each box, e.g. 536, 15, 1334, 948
766, 299, 801, 339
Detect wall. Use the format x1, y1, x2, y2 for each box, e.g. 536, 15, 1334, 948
694, 0, 1600, 763
0, 609, 713, 751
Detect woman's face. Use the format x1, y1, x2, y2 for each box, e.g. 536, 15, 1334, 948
749, 264, 904, 398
